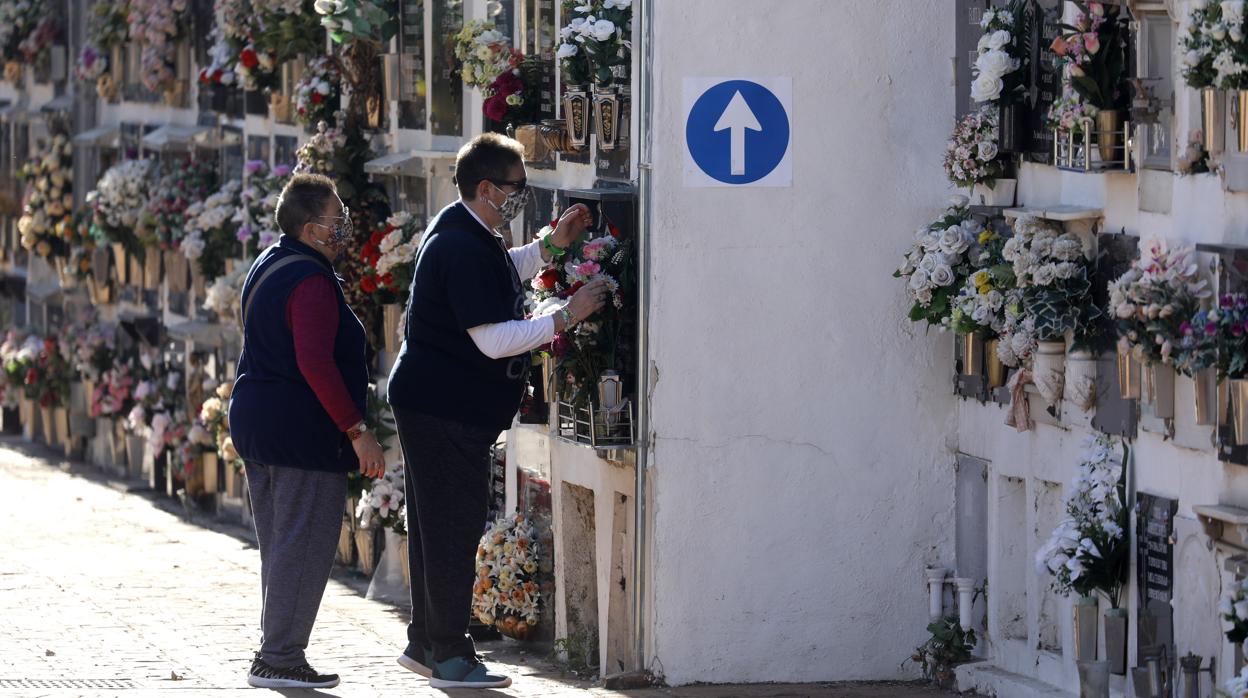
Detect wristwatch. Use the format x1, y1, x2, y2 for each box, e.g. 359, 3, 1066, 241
347, 422, 370, 441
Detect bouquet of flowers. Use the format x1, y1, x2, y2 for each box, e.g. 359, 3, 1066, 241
313, 0, 398, 44
183, 179, 242, 280
90, 364, 135, 418
359, 211, 421, 305
75, 45, 108, 82
473, 513, 544, 639
1051, 1, 1130, 111
294, 120, 349, 177
65, 310, 116, 384
944, 107, 1001, 189
557, 0, 631, 87
0, 0, 43, 64
1178, 292, 1248, 379
235, 161, 290, 255
88, 159, 155, 248
127, 0, 189, 93
203, 261, 252, 321
294, 56, 342, 128
356, 459, 405, 532
530, 221, 633, 406
454, 20, 532, 123
1108, 237, 1212, 369
17, 133, 74, 258
1002, 215, 1100, 345
949, 219, 1015, 337
17, 16, 56, 64
24, 336, 73, 409
141, 158, 218, 251
199, 381, 244, 471
971, 2, 1028, 105
894, 197, 985, 330
1045, 85, 1099, 135
1034, 435, 1129, 608
87, 0, 130, 50
1222, 577, 1248, 648
1181, 0, 1221, 88
1224, 666, 1248, 698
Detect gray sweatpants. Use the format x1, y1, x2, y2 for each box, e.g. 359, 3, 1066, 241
245, 462, 347, 668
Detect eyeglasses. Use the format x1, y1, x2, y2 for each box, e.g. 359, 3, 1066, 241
310, 205, 351, 224
486, 178, 528, 191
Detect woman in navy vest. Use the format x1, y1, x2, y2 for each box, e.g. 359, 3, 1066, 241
228, 173, 386, 689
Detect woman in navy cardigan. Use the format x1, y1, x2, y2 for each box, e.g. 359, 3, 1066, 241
228, 173, 385, 689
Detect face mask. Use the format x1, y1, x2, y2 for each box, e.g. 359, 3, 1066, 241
488, 183, 528, 224
310, 207, 353, 250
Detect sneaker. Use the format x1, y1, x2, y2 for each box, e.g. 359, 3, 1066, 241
428, 655, 512, 689
247, 653, 341, 689
396, 643, 434, 678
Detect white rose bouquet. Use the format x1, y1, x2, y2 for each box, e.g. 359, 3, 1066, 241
1183, 0, 1248, 89
557, 0, 632, 87
1002, 215, 1101, 345
183, 179, 242, 281
943, 107, 1002, 190
1108, 237, 1211, 369
894, 196, 984, 330
87, 159, 154, 247
971, 2, 1028, 105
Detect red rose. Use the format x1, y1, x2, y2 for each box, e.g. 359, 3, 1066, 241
311, 92, 323, 104
360, 276, 378, 294
536, 268, 559, 290
213, 69, 223, 83
369, 231, 385, 246
608, 222, 621, 238
24, 368, 37, 385
492, 71, 523, 97
483, 95, 508, 121
240, 48, 259, 69
380, 273, 394, 288
568, 281, 585, 295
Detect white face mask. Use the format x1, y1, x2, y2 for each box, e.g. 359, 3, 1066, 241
488, 182, 528, 224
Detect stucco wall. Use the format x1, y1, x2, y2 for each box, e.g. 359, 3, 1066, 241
645, 0, 959, 684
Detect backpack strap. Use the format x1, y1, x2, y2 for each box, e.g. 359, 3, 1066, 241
240, 252, 322, 329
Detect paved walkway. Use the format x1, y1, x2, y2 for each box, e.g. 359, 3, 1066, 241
0, 436, 955, 698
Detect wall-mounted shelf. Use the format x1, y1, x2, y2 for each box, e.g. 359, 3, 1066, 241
1194, 504, 1248, 550
1002, 206, 1104, 223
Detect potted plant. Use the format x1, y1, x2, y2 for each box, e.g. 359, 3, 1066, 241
907, 615, 977, 689
943, 108, 1012, 206
1108, 237, 1211, 418
1036, 435, 1130, 675
1052, 2, 1131, 163
970, 2, 1031, 152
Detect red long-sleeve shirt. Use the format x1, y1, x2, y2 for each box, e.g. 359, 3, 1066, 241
285, 275, 363, 432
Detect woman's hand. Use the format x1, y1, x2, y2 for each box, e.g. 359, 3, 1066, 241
566, 278, 609, 324
353, 434, 386, 479
551, 203, 594, 249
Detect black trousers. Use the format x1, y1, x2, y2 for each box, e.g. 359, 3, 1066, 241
393, 405, 500, 662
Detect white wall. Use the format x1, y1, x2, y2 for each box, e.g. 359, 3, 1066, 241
645, 0, 958, 684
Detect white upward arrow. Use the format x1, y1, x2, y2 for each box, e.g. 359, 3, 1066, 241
713, 91, 763, 176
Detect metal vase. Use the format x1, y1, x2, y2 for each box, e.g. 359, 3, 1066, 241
1074, 596, 1099, 661
111, 243, 127, 285
201, 452, 219, 495
1231, 378, 1248, 445
597, 370, 623, 428
355, 527, 378, 577
1118, 350, 1142, 400
1203, 87, 1225, 154
165, 250, 188, 294
594, 85, 622, 151
1097, 110, 1123, 164
383, 304, 402, 355
1104, 610, 1127, 675
985, 339, 1007, 390
1077, 659, 1111, 698
397, 532, 410, 588
1239, 91, 1248, 153
1150, 364, 1175, 420
39, 406, 53, 446
961, 333, 984, 377
1195, 369, 1217, 425
563, 85, 591, 150
142, 250, 161, 290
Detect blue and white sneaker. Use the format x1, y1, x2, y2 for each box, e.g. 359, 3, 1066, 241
396, 643, 434, 678
428, 655, 512, 689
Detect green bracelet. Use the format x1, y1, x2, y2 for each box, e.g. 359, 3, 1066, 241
542, 235, 566, 258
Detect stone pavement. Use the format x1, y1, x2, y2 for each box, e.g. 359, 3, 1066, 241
0, 436, 956, 698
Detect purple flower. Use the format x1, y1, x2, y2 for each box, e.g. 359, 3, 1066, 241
272, 164, 292, 177
244, 160, 267, 175
1181, 321, 1192, 335
236, 225, 253, 243
1207, 323, 1218, 335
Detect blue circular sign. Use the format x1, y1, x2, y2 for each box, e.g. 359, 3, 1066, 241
685, 80, 790, 185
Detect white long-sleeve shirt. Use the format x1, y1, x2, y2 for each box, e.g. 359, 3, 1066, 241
464, 202, 561, 360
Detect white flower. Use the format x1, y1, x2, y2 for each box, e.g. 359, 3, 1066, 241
971, 73, 1004, 102
1223, 1, 1245, 26
977, 141, 999, 161
588, 19, 616, 41
1235, 599, 1248, 620
938, 228, 970, 255
980, 8, 995, 29
930, 265, 955, 287
948, 194, 969, 208
313, 0, 337, 14
908, 269, 931, 292
975, 49, 1018, 79
557, 43, 578, 59
986, 29, 1011, 51
603, 0, 631, 8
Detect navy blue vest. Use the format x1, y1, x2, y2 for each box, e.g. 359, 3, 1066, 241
229, 235, 369, 472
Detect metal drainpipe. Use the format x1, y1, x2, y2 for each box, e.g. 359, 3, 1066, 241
632, 0, 654, 675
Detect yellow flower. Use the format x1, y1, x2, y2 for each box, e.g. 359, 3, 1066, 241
979, 230, 997, 245
977, 283, 993, 296
972, 270, 991, 287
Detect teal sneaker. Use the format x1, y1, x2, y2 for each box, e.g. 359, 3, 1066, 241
396, 643, 433, 678
428, 655, 512, 689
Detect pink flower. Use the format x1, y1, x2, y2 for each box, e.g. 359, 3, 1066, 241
574, 261, 600, 277
1083, 32, 1100, 55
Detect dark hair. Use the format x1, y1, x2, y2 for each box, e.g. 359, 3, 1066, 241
275, 173, 338, 238
454, 133, 524, 201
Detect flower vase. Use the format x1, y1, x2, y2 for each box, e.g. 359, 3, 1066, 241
597, 370, 624, 429
1237, 641, 1245, 674
165, 250, 188, 295
1073, 596, 1098, 661
986, 339, 1007, 390
142, 250, 161, 290
1195, 368, 1217, 426
54, 407, 69, 451
1203, 88, 1225, 154
269, 92, 291, 123
1077, 659, 1111, 698
383, 304, 402, 355
1117, 349, 1141, 400
960, 333, 983, 377
397, 532, 410, 588
355, 526, 378, 577
593, 85, 622, 151
1066, 350, 1098, 412
971, 179, 1016, 207
1238, 91, 1248, 153
1096, 110, 1124, 164
110, 243, 127, 286
39, 406, 53, 446
18, 395, 34, 442
1032, 340, 1067, 406
201, 451, 219, 495
562, 85, 591, 150
1104, 608, 1127, 675
126, 435, 145, 480
337, 517, 354, 566
1231, 378, 1248, 445
365, 528, 408, 603
3, 61, 20, 85
1148, 364, 1175, 420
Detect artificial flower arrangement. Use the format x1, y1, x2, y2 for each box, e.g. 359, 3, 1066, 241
473, 512, 545, 639
140, 158, 218, 251
943, 107, 1002, 190
0, 0, 44, 67
454, 20, 536, 125
1177, 292, 1248, 380
76, 1, 129, 84
358, 211, 420, 304
1221, 576, 1248, 651
1002, 215, 1101, 349
87, 159, 155, 251
1224, 665, 1248, 698
127, 0, 190, 94
124, 347, 185, 458
1107, 237, 1212, 371
22, 335, 73, 409
529, 219, 634, 408
293, 120, 348, 178
90, 364, 136, 419
1051, 2, 1130, 113
200, 0, 320, 92
203, 262, 252, 323
182, 179, 242, 281
1181, 0, 1248, 89
970, 2, 1028, 105
199, 381, 244, 472
17, 133, 74, 258
293, 56, 343, 128
1178, 130, 1214, 175
17, 15, 57, 69
0, 331, 33, 407
236, 160, 290, 256
894, 197, 986, 330
557, 0, 632, 87
356, 458, 405, 533
65, 310, 116, 386
199, 0, 255, 89
313, 0, 398, 45
1034, 434, 1129, 609
949, 216, 1016, 340
1046, 86, 1099, 135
